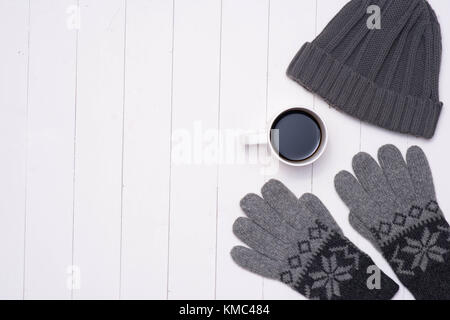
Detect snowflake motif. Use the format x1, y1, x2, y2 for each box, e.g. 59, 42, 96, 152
308, 255, 353, 300
401, 228, 448, 272
437, 225, 450, 242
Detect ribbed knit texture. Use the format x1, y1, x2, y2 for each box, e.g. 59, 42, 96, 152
287, 0, 443, 139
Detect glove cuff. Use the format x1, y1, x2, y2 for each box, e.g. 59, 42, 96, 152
381, 216, 450, 300
405, 261, 450, 300
290, 233, 399, 300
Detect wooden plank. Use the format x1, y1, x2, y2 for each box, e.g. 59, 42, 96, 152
120, 0, 173, 299
72, 0, 125, 299
0, 0, 29, 299
24, 0, 77, 299
215, 0, 269, 300
263, 0, 317, 300
168, 0, 221, 299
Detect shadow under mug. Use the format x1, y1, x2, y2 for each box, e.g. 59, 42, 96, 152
243, 107, 328, 167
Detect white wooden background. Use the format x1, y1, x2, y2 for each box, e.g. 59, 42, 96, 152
0, 0, 448, 300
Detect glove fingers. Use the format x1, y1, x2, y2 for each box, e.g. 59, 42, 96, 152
352, 152, 397, 206
230, 246, 280, 280
334, 170, 371, 211
299, 193, 341, 232
261, 179, 314, 229
406, 146, 436, 201
378, 145, 416, 206
240, 194, 298, 243
233, 217, 289, 261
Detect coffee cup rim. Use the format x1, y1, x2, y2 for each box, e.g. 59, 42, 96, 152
267, 107, 328, 167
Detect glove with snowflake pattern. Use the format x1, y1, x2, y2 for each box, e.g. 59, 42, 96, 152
335, 145, 450, 300
231, 179, 399, 300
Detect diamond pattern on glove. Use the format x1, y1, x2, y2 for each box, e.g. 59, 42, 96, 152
288, 255, 302, 269
393, 213, 407, 226
280, 271, 293, 284
426, 200, 439, 213
409, 206, 423, 219
298, 240, 311, 254
378, 222, 392, 236
309, 227, 322, 240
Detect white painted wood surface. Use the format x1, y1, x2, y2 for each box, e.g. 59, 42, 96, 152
73, 0, 125, 299
216, 0, 269, 300
120, 0, 173, 300
24, 0, 77, 299
0, 0, 29, 300
0, 0, 449, 300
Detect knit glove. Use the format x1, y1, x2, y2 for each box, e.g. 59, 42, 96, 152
335, 145, 450, 300
231, 179, 399, 300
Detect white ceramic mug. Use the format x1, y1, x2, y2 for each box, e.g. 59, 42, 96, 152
243, 107, 328, 167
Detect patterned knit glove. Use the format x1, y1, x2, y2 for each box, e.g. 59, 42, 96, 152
335, 145, 450, 300
231, 179, 399, 300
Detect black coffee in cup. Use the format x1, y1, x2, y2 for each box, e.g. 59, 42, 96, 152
270, 109, 322, 162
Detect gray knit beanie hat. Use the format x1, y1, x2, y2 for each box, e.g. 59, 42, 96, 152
287, 0, 442, 139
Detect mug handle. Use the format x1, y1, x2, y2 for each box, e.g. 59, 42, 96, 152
241, 129, 268, 146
